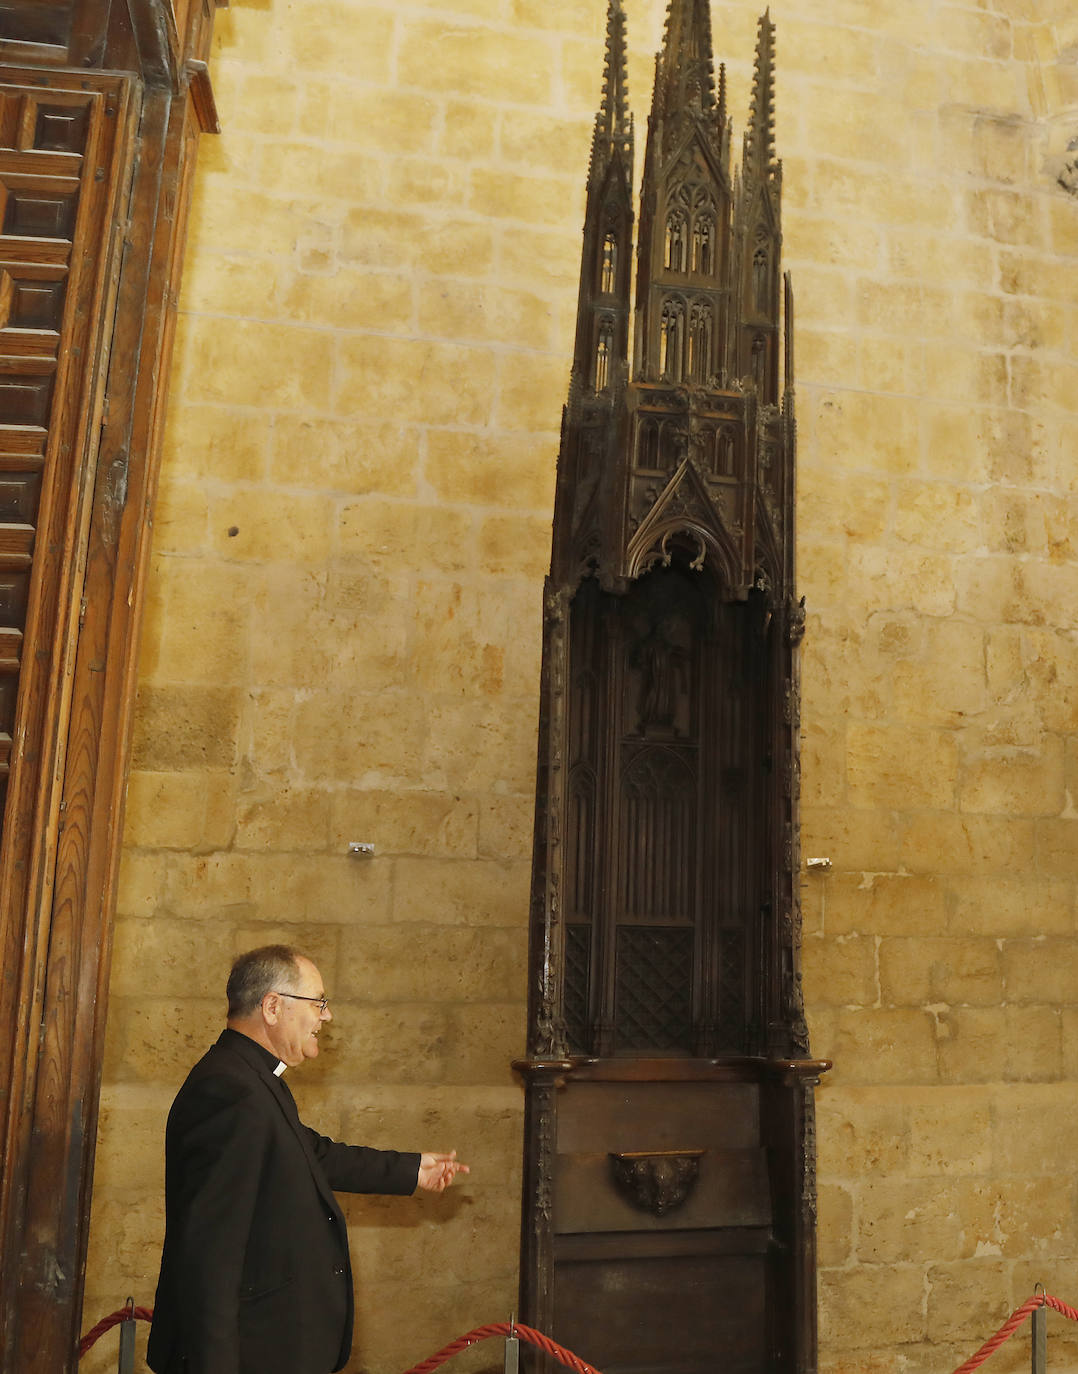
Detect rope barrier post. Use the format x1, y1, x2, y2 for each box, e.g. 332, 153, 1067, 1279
504, 1316, 520, 1374
117, 1298, 136, 1374
1032, 1299, 1047, 1374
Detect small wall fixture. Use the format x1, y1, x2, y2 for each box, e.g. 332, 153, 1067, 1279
805, 857, 832, 871
348, 842, 375, 857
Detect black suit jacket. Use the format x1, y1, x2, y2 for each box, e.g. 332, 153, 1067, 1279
147, 1029, 420, 1374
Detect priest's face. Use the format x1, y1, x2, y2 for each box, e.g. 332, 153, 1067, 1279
266, 955, 332, 1067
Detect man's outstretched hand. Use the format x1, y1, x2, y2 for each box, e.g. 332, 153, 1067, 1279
417, 1150, 470, 1193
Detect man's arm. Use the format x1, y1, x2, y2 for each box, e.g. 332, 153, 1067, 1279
307, 1132, 469, 1196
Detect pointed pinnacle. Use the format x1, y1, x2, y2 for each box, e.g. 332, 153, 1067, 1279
657, 0, 717, 122
745, 9, 776, 175
590, 0, 633, 183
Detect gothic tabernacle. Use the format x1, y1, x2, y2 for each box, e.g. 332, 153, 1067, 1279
516, 4, 829, 1374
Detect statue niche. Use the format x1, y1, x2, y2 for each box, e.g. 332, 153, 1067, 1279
516, 7, 829, 1374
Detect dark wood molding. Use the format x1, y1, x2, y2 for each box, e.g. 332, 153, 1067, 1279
0, 2, 220, 1366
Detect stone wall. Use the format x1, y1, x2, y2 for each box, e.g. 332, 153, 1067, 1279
82, 1, 1078, 1373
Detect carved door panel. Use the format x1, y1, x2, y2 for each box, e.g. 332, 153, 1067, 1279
0, 69, 133, 830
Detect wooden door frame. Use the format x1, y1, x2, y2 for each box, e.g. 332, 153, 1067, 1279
0, 3, 223, 1367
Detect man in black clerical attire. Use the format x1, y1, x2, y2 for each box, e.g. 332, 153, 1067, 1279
148, 944, 468, 1374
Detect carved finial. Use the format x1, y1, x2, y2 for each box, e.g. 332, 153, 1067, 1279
744, 10, 777, 178
589, 0, 633, 188
657, 0, 717, 122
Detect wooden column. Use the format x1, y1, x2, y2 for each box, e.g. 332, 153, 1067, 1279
0, 3, 222, 1367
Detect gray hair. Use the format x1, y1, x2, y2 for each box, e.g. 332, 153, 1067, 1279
226, 945, 302, 1018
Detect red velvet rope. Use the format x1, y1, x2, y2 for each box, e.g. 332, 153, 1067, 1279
78, 1301, 153, 1357
78, 1293, 1078, 1369
401, 1322, 603, 1374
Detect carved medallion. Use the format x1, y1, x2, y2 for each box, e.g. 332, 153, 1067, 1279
609, 1149, 705, 1216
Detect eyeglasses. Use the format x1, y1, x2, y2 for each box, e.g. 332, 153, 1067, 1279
274, 991, 330, 1014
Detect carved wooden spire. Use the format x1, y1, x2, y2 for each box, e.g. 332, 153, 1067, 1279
589, 0, 632, 189
743, 8, 777, 179
657, 0, 718, 120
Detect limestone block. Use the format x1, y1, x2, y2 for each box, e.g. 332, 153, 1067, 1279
936, 1006, 1061, 1084
131, 684, 240, 772
105, 996, 224, 1085
921, 346, 1008, 408
800, 716, 846, 808
292, 689, 429, 785
328, 790, 479, 859
848, 545, 957, 616
322, 1001, 453, 1084
801, 619, 892, 720
893, 480, 980, 554
500, 112, 591, 175
1035, 819, 1078, 878
160, 402, 269, 486
857, 336, 926, 395
110, 917, 236, 999
798, 540, 848, 609
276, 265, 416, 335
885, 225, 996, 288
890, 622, 988, 725
925, 1259, 1014, 1342
476, 792, 537, 863
392, 857, 530, 927
1022, 629, 1078, 732
477, 514, 552, 580
324, 89, 436, 158
277, 2, 394, 77
136, 557, 248, 687
907, 1088, 992, 1176
164, 852, 259, 921
846, 722, 958, 810
816, 1087, 910, 1177
817, 1183, 854, 1267
336, 338, 495, 427
115, 849, 167, 919
792, 329, 859, 385
959, 733, 1065, 817
426, 430, 555, 511
819, 1264, 927, 1346
437, 100, 499, 161
949, 876, 1074, 937
802, 933, 877, 1006
124, 771, 220, 850
827, 1007, 939, 1085
269, 417, 421, 498
398, 21, 554, 103
495, 356, 570, 435
800, 807, 904, 874
411, 579, 539, 699
179, 318, 335, 411
857, 1175, 966, 1264
207, 488, 337, 564
496, 222, 583, 292
186, 185, 320, 262
250, 854, 394, 925
804, 90, 912, 170
470, 167, 581, 229
422, 699, 537, 794
783, 265, 856, 333
966, 188, 1046, 250
824, 872, 946, 938
248, 565, 411, 694
234, 785, 331, 851
991, 1083, 1078, 1172
92, 1085, 172, 1195
900, 814, 1035, 877
879, 937, 1002, 1008
81, 1193, 164, 1301
335, 924, 524, 1004
955, 1175, 1078, 1258
443, 1002, 528, 1085
419, 281, 559, 354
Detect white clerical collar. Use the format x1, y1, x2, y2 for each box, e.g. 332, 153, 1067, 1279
274, 1061, 286, 1076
